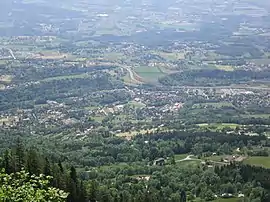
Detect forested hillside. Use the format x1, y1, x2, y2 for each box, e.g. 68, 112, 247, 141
0, 0, 270, 201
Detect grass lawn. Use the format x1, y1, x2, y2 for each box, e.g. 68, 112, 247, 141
244, 156, 270, 168
176, 160, 201, 168
174, 154, 189, 161
203, 155, 227, 162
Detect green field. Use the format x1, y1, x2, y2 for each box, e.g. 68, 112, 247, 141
241, 114, 270, 119
176, 160, 201, 168
152, 51, 185, 61
249, 58, 270, 65
116, 128, 157, 138
42, 73, 89, 82
92, 116, 105, 122
128, 101, 146, 108
0, 59, 7, 65
193, 102, 234, 108
0, 75, 13, 84
134, 66, 164, 82
198, 123, 240, 130
203, 155, 227, 162
174, 154, 189, 161
102, 52, 126, 61
98, 162, 130, 171
215, 65, 234, 71
244, 156, 270, 168
84, 106, 98, 111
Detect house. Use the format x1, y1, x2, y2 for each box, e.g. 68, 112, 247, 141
221, 193, 233, 198
154, 158, 165, 166
238, 193, 245, 198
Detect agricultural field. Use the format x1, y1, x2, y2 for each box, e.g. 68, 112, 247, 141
0, 59, 7, 65
192, 102, 234, 108
41, 73, 89, 82
203, 155, 227, 162
31, 50, 71, 60
102, 52, 126, 61
133, 66, 165, 82
215, 65, 234, 71
175, 159, 201, 168
249, 58, 270, 65
115, 128, 162, 138
197, 123, 240, 130
153, 51, 186, 61
0, 117, 9, 125
241, 114, 270, 119
128, 101, 146, 108
174, 154, 189, 161
244, 156, 270, 168
92, 116, 105, 123
0, 75, 12, 84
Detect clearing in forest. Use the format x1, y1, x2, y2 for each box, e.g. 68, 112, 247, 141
244, 156, 270, 168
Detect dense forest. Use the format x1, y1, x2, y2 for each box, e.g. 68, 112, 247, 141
159, 69, 270, 87
1, 129, 270, 202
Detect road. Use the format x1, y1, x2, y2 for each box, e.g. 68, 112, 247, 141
94, 61, 270, 91
8, 48, 16, 60
121, 65, 143, 84
176, 155, 203, 162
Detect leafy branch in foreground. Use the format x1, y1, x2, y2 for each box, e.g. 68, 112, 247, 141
0, 169, 68, 202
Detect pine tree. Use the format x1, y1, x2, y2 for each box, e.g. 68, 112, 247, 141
15, 138, 25, 171
26, 147, 41, 175
44, 157, 51, 176
58, 160, 64, 173
68, 166, 78, 202
70, 166, 77, 183
180, 190, 187, 202
3, 150, 12, 174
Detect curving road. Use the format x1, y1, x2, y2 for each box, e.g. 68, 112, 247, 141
176, 155, 203, 162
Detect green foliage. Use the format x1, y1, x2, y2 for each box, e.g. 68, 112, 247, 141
0, 169, 68, 202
